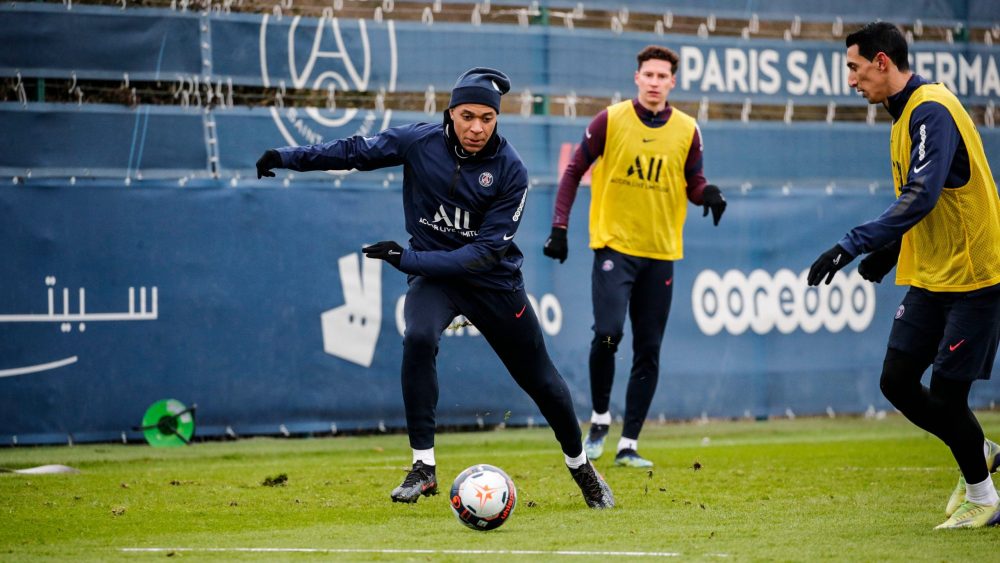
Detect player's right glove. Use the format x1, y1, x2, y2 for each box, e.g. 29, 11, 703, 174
256, 149, 281, 179
702, 184, 727, 226
362, 240, 404, 269
542, 227, 568, 263
808, 243, 854, 286
858, 239, 901, 283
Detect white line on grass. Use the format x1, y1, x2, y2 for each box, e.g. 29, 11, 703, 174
122, 547, 731, 558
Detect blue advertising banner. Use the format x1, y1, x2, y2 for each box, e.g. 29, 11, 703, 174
3, 184, 998, 444
547, 32, 1000, 103
2, 5, 998, 103
533, 0, 997, 22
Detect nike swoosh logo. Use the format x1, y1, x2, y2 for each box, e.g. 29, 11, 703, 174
388, 250, 401, 255
642, 138, 655, 143
585, 129, 592, 139
502, 233, 514, 241
832, 253, 842, 265
949, 339, 966, 352
515, 305, 527, 319
664, 278, 673, 286
913, 160, 932, 174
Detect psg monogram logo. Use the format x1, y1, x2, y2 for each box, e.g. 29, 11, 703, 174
602, 260, 615, 272
259, 15, 397, 177
478, 172, 494, 188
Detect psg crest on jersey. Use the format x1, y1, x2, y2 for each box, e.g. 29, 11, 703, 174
479, 172, 494, 188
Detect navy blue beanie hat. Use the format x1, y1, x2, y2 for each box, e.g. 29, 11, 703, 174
449, 67, 511, 113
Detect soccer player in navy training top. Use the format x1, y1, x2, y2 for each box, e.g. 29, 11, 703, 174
256, 67, 614, 509
542, 46, 727, 468
807, 22, 1000, 529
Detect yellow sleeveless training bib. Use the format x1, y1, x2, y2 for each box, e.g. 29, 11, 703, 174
890, 83, 1000, 291
588, 101, 698, 260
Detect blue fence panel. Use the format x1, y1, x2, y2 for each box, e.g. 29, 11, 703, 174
0, 4, 202, 81
547, 119, 893, 188
6, 101, 1000, 189
2, 183, 999, 444
0, 103, 208, 178
213, 15, 548, 92
212, 14, 401, 90
970, 0, 1000, 20
1, 0, 999, 445
213, 109, 552, 182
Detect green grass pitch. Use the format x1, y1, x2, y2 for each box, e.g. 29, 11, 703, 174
2, 412, 999, 561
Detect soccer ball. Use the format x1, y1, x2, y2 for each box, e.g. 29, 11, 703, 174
449, 464, 517, 531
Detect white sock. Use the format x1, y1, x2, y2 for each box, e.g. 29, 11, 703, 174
412, 448, 435, 467
565, 451, 587, 469
591, 411, 612, 425
965, 476, 999, 506
617, 437, 638, 453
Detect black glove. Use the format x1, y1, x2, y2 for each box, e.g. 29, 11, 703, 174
362, 240, 404, 269
702, 184, 727, 226
807, 243, 854, 286
858, 240, 901, 283
542, 227, 568, 263
256, 149, 282, 179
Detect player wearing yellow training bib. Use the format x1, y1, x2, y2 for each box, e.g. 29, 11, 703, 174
807, 22, 1000, 530
542, 46, 727, 468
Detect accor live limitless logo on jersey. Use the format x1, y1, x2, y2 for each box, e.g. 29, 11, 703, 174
419, 204, 477, 237
691, 268, 876, 335
610, 153, 671, 192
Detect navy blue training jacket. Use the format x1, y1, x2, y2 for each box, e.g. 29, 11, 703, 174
276, 122, 530, 291
838, 74, 970, 256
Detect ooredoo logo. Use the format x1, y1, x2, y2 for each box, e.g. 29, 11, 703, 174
691, 268, 875, 335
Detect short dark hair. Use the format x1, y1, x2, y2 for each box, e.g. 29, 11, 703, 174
637, 45, 680, 74
845, 22, 909, 71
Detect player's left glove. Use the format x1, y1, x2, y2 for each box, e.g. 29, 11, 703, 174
858, 240, 901, 283
543, 227, 568, 263
256, 149, 282, 179
807, 243, 854, 286
702, 184, 727, 226
362, 240, 404, 269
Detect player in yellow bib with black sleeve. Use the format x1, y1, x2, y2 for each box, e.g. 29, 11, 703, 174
542, 46, 727, 468
807, 22, 1000, 530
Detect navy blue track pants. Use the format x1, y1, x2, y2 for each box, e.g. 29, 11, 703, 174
589, 247, 674, 440
400, 276, 583, 456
